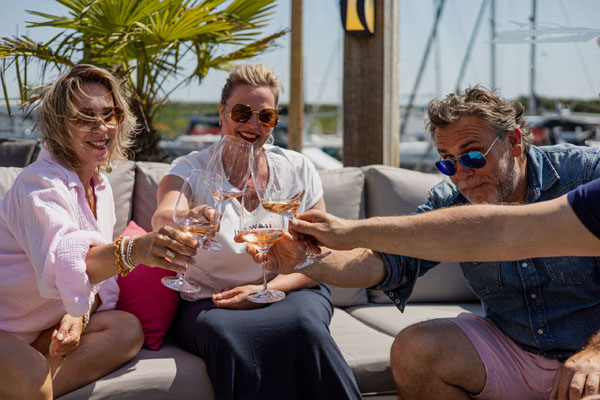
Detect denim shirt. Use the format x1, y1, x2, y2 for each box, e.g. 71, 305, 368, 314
377, 144, 600, 361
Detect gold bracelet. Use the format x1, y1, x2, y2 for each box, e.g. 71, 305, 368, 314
82, 312, 90, 331
114, 236, 132, 277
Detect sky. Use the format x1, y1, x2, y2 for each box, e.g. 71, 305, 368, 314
1, 0, 599, 106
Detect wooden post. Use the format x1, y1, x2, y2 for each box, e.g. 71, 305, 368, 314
343, 0, 399, 167
289, 0, 303, 153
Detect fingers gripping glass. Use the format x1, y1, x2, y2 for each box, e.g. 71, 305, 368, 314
162, 170, 224, 293
239, 186, 287, 303
71, 107, 124, 131
229, 104, 279, 128
435, 136, 501, 176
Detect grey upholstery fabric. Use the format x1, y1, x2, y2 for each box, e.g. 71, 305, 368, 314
57, 342, 214, 400
369, 262, 478, 304
363, 165, 478, 303
132, 162, 170, 232
319, 167, 365, 219
329, 308, 395, 394
105, 161, 136, 240
346, 303, 484, 337
0, 139, 40, 167
319, 167, 369, 307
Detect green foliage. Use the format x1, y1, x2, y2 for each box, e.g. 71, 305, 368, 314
0, 0, 286, 160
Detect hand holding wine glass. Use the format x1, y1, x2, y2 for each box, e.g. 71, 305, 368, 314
162, 169, 223, 293
251, 148, 330, 269
239, 186, 287, 303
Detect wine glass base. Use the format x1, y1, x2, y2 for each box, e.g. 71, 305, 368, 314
161, 276, 202, 293
294, 251, 332, 270
247, 289, 286, 303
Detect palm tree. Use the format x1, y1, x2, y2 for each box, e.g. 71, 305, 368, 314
0, 0, 286, 160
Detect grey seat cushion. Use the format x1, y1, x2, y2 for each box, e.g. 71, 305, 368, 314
346, 303, 484, 338
330, 308, 395, 394
56, 342, 214, 400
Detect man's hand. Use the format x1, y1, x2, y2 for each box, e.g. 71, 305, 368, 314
290, 210, 358, 251
234, 231, 310, 275
552, 348, 600, 399
49, 314, 84, 359
212, 285, 266, 310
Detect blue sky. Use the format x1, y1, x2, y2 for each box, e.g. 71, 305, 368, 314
1, 0, 599, 105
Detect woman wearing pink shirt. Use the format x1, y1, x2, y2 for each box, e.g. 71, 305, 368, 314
0, 65, 198, 399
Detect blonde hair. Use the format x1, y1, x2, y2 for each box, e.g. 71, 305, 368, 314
220, 64, 283, 106
39, 64, 136, 171
426, 85, 533, 152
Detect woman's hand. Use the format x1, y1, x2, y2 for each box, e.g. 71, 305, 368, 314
212, 285, 266, 310
132, 225, 199, 273
48, 314, 84, 359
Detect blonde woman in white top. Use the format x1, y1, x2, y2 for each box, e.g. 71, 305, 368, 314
152, 64, 361, 399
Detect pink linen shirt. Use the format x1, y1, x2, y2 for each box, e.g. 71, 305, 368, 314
0, 148, 119, 343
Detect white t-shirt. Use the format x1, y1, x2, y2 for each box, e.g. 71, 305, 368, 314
167, 144, 324, 300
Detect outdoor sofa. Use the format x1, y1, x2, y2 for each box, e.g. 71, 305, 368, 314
0, 161, 483, 399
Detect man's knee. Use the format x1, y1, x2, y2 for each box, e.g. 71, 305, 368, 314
392, 320, 447, 367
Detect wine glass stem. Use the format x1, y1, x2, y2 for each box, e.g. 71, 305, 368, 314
261, 262, 268, 292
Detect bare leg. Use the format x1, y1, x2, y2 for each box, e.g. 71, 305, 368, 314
0, 331, 52, 399
48, 310, 143, 397
391, 319, 486, 400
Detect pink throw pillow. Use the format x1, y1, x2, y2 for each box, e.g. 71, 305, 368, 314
115, 221, 179, 350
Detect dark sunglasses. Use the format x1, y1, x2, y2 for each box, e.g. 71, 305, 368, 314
435, 136, 500, 176
229, 103, 279, 128
71, 107, 124, 131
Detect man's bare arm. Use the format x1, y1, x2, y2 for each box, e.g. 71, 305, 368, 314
292, 194, 600, 262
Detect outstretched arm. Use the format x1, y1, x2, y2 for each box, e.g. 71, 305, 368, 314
291, 194, 600, 262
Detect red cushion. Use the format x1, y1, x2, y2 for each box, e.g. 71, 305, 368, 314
115, 221, 179, 350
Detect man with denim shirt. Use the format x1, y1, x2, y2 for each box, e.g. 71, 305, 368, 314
252, 87, 600, 400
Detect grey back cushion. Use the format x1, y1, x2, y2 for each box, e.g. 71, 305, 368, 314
106, 161, 136, 240
363, 165, 477, 303
132, 162, 170, 232
319, 167, 369, 307
0, 139, 40, 167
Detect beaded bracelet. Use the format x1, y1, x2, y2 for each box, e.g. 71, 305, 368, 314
115, 236, 133, 277
125, 236, 137, 268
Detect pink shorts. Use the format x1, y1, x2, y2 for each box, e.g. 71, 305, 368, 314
450, 313, 561, 400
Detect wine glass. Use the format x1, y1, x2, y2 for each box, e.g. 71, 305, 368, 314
205, 135, 253, 201
251, 148, 330, 269
239, 186, 287, 303
161, 169, 223, 293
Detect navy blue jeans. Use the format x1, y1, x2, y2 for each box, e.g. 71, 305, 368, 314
173, 284, 361, 400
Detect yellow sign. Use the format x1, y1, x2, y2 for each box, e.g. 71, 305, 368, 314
341, 0, 375, 35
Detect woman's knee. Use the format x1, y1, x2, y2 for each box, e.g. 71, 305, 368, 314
0, 342, 51, 399
91, 310, 143, 355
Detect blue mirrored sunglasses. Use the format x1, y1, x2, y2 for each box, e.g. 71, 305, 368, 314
435, 136, 500, 176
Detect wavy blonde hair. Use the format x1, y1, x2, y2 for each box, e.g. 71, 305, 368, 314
39, 64, 137, 171
220, 64, 283, 106
426, 85, 533, 152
